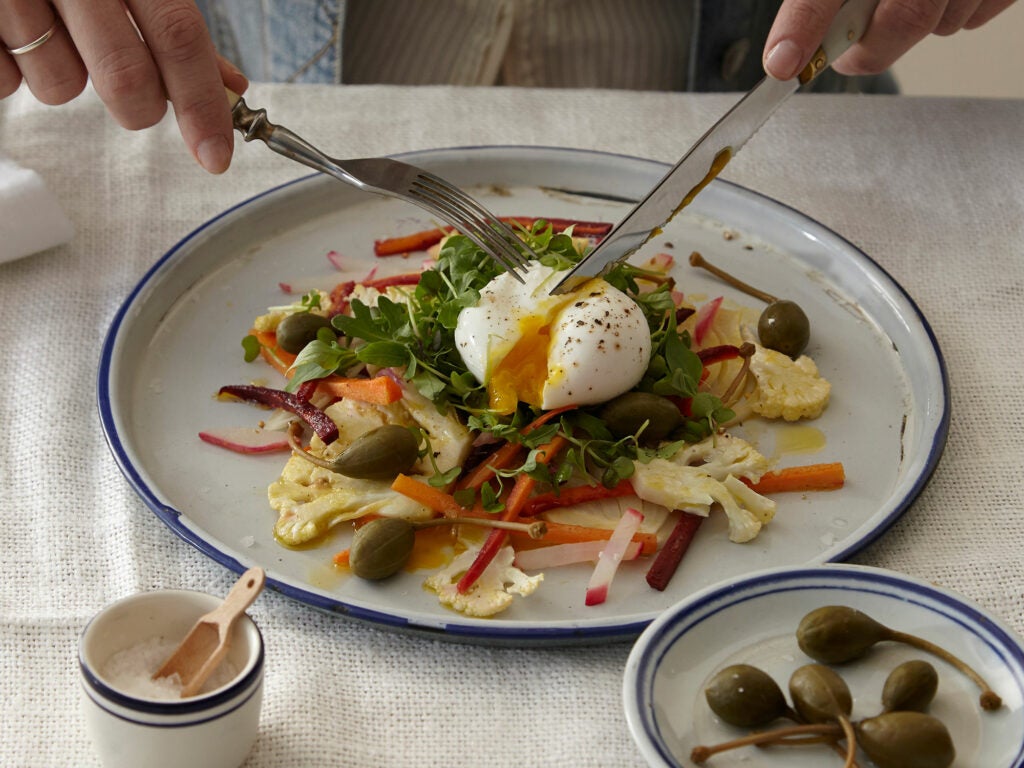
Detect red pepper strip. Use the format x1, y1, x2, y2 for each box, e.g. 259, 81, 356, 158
520, 480, 635, 516
455, 435, 568, 594
360, 273, 422, 289
499, 217, 613, 238
645, 512, 704, 591
217, 384, 339, 444
373, 218, 615, 257
328, 280, 356, 316
374, 229, 446, 256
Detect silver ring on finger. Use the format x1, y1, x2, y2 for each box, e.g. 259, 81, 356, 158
5, 17, 61, 56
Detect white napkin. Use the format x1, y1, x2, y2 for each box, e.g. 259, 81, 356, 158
0, 156, 74, 264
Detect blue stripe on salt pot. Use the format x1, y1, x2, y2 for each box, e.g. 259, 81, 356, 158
79, 588, 264, 768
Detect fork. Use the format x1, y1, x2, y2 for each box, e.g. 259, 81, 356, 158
225, 90, 533, 280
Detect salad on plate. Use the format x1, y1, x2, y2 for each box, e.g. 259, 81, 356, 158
200, 218, 843, 619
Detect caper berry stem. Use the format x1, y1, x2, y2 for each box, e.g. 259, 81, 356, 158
690, 722, 842, 764
286, 421, 336, 470
416, 516, 547, 540
689, 251, 777, 304
886, 628, 1003, 710
719, 342, 755, 406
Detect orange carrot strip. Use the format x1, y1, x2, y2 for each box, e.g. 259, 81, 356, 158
374, 228, 446, 256
746, 463, 846, 495
512, 521, 658, 556
391, 473, 469, 516
316, 375, 403, 405
333, 549, 351, 567
455, 405, 576, 490
252, 329, 296, 377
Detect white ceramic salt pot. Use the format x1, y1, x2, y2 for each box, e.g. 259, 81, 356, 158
79, 589, 264, 768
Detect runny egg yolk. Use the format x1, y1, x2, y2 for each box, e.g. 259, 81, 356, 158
487, 312, 555, 413
453, 263, 653, 414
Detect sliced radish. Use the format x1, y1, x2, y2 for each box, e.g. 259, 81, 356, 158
584, 507, 644, 606
326, 250, 345, 270
514, 540, 641, 571
198, 427, 291, 454
693, 296, 723, 346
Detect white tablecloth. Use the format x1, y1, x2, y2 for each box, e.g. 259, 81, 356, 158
1, 82, 1022, 767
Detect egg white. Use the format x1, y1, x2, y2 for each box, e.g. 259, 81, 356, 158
453, 263, 652, 412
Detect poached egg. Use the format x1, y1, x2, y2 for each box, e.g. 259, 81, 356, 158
454, 263, 652, 413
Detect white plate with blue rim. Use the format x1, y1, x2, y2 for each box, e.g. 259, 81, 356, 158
623, 564, 1024, 767
98, 146, 948, 645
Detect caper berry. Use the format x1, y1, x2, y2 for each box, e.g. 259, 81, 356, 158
857, 711, 955, 768
331, 425, 419, 480
598, 391, 681, 442
757, 300, 810, 358
704, 664, 789, 727
275, 311, 334, 354
788, 663, 852, 724
797, 605, 891, 664
882, 660, 939, 713
348, 517, 416, 580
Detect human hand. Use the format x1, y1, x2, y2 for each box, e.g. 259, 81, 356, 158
763, 0, 1018, 80
0, 0, 248, 174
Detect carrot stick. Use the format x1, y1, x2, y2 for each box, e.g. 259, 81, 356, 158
513, 521, 658, 555
252, 329, 295, 377
645, 513, 703, 591
456, 405, 576, 490
391, 473, 470, 516
455, 436, 568, 594
520, 480, 635, 516
745, 463, 846, 495
316, 375, 403, 405
333, 549, 351, 567
374, 228, 446, 256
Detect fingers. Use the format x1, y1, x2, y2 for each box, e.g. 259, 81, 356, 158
764, 0, 846, 80
126, 0, 237, 173
764, 0, 1014, 80
52, 0, 167, 129
0, 0, 87, 103
6, 0, 241, 175
832, 0, 958, 74
964, 0, 1018, 28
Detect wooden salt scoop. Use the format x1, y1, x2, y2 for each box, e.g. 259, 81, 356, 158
153, 567, 266, 697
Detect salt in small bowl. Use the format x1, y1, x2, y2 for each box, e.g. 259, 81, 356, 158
79, 588, 264, 768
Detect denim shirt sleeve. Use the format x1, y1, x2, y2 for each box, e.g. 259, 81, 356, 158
197, 0, 346, 83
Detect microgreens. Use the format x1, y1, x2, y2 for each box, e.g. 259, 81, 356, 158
249, 221, 734, 490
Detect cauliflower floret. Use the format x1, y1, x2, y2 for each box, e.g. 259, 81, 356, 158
630, 458, 776, 543
268, 396, 472, 546
747, 344, 831, 421
424, 545, 543, 617
671, 433, 769, 483
348, 283, 412, 309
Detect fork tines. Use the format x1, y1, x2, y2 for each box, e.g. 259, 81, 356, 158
410, 173, 534, 281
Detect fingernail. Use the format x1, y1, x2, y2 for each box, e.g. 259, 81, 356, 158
196, 135, 232, 174
764, 39, 803, 81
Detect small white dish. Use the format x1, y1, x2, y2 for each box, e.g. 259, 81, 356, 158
79, 589, 264, 768
623, 564, 1024, 767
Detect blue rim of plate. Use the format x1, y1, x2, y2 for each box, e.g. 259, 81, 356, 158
96, 145, 950, 643
623, 563, 1024, 768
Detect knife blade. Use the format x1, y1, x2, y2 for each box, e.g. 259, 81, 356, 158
549, 0, 879, 294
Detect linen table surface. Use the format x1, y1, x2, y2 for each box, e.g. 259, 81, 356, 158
1, 82, 1022, 767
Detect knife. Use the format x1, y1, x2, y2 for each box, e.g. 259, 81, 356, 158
549, 0, 879, 294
